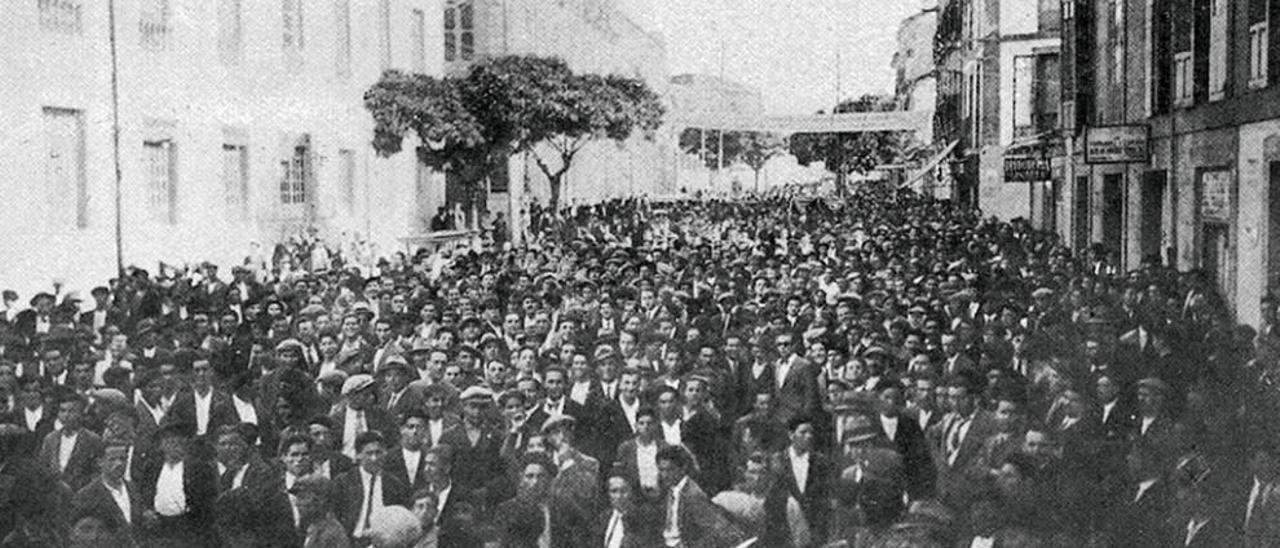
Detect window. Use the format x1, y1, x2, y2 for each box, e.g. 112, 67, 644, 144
139, 0, 171, 50
335, 0, 351, 78
283, 0, 305, 52
1175, 51, 1194, 106
39, 0, 82, 34
218, 0, 243, 65
143, 139, 177, 224
1208, 0, 1228, 100
1110, 0, 1125, 87
43, 108, 87, 229
1061, 0, 1075, 20
1252, 22, 1270, 89
280, 135, 310, 205
222, 139, 249, 219
1013, 56, 1035, 131
380, 0, 392, 70
412, 9, 427, 72
339, 149, 356, 212
445, 0, 475, 62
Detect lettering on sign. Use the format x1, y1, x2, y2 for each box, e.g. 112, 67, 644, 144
1200, 169, 1232, 222
1086, 126, 1149, 164
1004, 155, 1051, 183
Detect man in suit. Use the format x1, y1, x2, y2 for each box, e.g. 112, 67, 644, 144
1134, 377, 1187, 458
41, 390, 105, 492
773, 415, 831, 546
542, 414, 601, 522
331, 374, 396, 460
292, 475, 352, 548
590, 367, 642, 465
335, 431, 411, 539
12, 375, 55, 454
680, 376, 730, 494
599, 475, 662, 548
934, 375, 996, 509
213, 423, 277, 493
1175, 471, 1238, 547
524, 366, 584, 438
13, 292, 58, 343
731, 391, 787, 464
72, 440, 144, 545
773, 333, 820, 428
1110, 442, 1173, 548
307, 415, 355, 479
437, 386, 506, 507
656, 445, 746, 548
166, 357, 238, 438
874, 379, 935, 500
385, 410, 431, 494
939, 333, 976, 377
495, 452, 590, 548
612, 406, 677, 503
138, 421, 221, 548
377, 355, 422, 420
740, 338, 776, 418
80, 287, 126, 340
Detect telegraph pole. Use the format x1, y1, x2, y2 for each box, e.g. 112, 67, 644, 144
109, 0, 125, 276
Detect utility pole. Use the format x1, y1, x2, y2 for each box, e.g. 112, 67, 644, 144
109, 0, 124, 276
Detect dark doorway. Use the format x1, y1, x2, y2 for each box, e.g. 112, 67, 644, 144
1102, 173, 1124, 260
1141, 170, 1167, 265
1074, 175, 1090, 251
1204, 223, 1230, 300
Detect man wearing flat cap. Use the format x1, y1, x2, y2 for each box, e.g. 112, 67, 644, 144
439, 385, 505, 507
377, 355, 422, 420
542, 413, 602, 524
332, 374, 396, 460
1134, 377, 1187, 457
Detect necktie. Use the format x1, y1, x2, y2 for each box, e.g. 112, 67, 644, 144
357, 411, 367, 435
363, 474, 377, 531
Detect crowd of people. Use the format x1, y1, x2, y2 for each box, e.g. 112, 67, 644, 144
0, 183, 1276, 548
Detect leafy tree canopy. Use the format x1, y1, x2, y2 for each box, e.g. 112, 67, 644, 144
364, 55, 665, 210
789, 94, 910, 178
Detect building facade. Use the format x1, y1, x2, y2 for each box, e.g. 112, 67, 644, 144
440, 0, 672, 231
0, 0, 445, 296
935, 0, 1061, 219
1057, 0, 1280, 326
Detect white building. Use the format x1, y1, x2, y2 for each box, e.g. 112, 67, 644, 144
0, 0, 444, 297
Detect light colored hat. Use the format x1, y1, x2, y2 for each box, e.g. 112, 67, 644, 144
541, 413, 577, 434
341, 374, 376, 396
459, 385, 495, 402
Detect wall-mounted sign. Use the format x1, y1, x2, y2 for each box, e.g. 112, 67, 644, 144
1085, 125, 1150, 164
1004, 155, 1051, 182
1200, 169, 1232, 222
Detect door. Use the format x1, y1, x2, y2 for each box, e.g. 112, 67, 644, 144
1141, 170, 1167, 265
1102, 173, 1124, 260
1270, 162, 1280, 297
1074, 176, 1090, 250
1204, 223, 1230, 299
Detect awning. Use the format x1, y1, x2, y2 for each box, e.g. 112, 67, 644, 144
900, 140, 960, 189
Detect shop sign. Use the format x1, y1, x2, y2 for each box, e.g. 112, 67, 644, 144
1004, 155, 1051, 182
1085, 125, 1149, 164
1200, 169, 1232, 222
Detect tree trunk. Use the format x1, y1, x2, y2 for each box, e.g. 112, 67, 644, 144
754, 168, 761, 193
548, 174, 563, 212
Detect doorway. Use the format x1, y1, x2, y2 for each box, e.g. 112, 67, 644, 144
1102, 173, 1124, 261
1269, 162, 1280, 297
1073, 176, 1090, 250
1204, 223, 1231, 300
1141, 170, 1167, 265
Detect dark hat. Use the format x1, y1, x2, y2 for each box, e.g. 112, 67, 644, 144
155, 420, 194, 440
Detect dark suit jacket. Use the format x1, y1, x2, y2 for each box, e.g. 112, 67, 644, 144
328, 403, 398, 451
384, 446, 431, 494
773, 448, 833, 539
1179, 514, 1239, 548
774, 356, 820, 427
495, 495, 589, 548
682, 409, 729, 494
881, 413, 935, 499
1111, 479, 1172, 548
333, 469, 412, 533
165, 389, 239, 438
438, 423, 506, 496
740, 361, 776, 415
664, 478, 747, 548
525, 398, 586, 436
594, 504, 663, 548
5, 405, 56, 456
79, 308, 127, 333
39, 427, 105, 492
587, 397, 635, 466
72, 478, 144, 540
137, 456, 221, 542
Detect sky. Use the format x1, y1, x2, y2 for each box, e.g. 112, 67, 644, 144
627, 0, 923, 115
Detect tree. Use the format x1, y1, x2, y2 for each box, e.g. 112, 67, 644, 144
789, 94, 910, 191
738, 132, 787, 192
366, 55, 665, 212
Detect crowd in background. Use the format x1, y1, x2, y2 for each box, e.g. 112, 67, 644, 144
0, 183, 1277, 548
